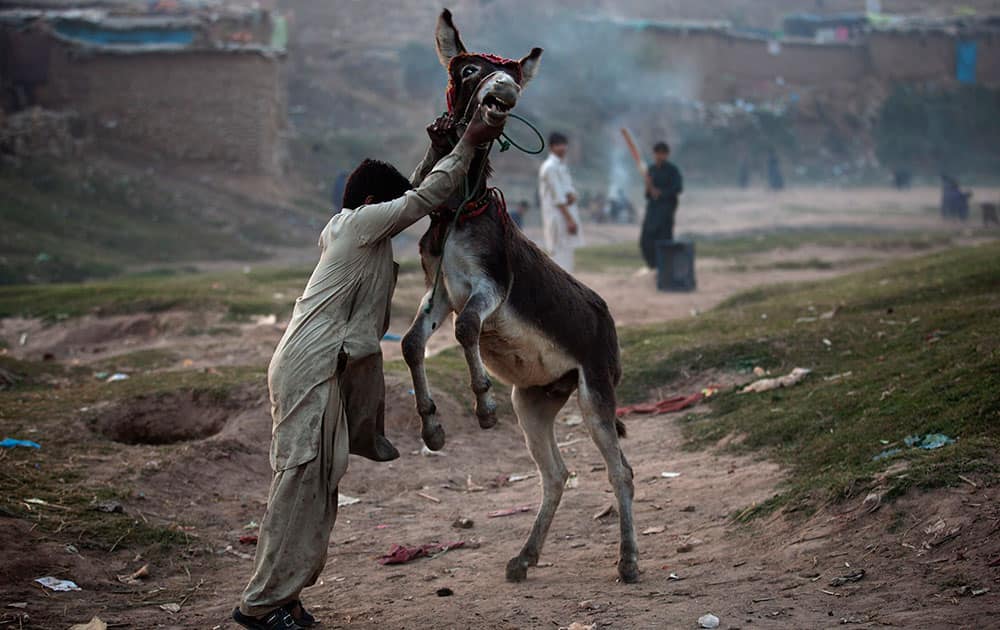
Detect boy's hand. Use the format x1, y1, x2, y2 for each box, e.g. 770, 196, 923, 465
427, 113, 456, 153
461, 105, 505, 147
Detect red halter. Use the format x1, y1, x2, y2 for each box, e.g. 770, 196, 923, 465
446, 53, 522, 114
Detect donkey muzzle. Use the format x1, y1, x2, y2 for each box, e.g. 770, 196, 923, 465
476, 72, 520, 127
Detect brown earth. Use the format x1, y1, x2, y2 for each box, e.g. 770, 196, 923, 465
2, 187, 999, 628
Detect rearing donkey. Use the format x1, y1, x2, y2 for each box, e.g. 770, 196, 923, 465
402, 9, 638, 583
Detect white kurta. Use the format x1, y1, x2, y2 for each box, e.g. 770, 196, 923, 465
538, 152, 584, 272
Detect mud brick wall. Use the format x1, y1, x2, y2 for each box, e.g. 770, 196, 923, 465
42, 48, 287, 175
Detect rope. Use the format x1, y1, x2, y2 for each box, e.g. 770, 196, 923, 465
498, 112, 546, 155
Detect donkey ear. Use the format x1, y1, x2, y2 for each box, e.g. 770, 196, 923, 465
435, 9, 467, 68
519, 47, 543, 88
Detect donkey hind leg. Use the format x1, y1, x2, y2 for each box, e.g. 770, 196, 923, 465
453, 288, 502, 429
505, 383, 572, 582
402, 289, 452, 451
579, 370, 639, 583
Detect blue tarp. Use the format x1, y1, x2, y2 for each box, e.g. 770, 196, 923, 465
54, 20, 195, 48
956, 40, 977, 84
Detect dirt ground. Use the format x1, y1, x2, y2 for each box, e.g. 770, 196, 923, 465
2, 187, 998, 628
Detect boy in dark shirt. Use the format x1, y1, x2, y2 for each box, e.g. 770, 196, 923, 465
639, 141, 684, 269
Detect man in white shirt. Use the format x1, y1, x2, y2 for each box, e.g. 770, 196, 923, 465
538, 132, 584, 272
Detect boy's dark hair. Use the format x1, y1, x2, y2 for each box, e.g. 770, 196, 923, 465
653, 141, 670, 154
549, 131, 569, 147
342, 159, 413, 210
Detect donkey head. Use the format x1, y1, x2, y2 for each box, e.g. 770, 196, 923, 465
435, 9, 542, 129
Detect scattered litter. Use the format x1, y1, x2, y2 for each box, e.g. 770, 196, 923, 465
753, 366, 766, 376
957, 585, 989, 597
243, 520, 259, 530
593, 505, 615, 520
378, 541, 465, 565
507, 472, 536, 483
565, 472, 579, 489
94, 371, 109, 380
7, 603, 27, 609
94, 500, 123, 513
418, 445, 446, 457
160, 603, 182, 613
822, 338, 832, 347
452, 517, 474, 529
19, 332, 29, 346
561, 414, 583, 426
740, 367, 811, 394
382, 333, 402, 342
824, 371, 852, 382
642, 526, 665, 535
872, 447, 902, 461
117, 564, 150, 585
435, 587, 453, 597
904, 433, 955, 450
69, 617, 107, 630
667, 572, 682, 580
616, 392, 705, 417
338, 493, 361, 507
829, 568, 865, 587
252, 314, 277, 327
795, 316, 817, 324
488, 505, 533, 518
660, 472, 681, 479
106, 373, 129, 382
223, 545, 253, 560
238, 534, 258, 545
416, 491, 441, 503
819, 308, 838, 319
698, 613, 720, 629
35, 577, 81, 592
0, 438, 41, 449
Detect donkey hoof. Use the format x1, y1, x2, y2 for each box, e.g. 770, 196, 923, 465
476, 399, 498, 429
422, 424, 446, 451
618, 559, 640, 584
505, 557, 528, 583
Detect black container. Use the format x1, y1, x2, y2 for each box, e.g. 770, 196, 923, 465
656, 240, 696, 292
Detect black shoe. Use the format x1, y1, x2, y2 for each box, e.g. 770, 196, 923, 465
286, 600, 316, 627
232, 606, 304, 630
350, 433, 400, 462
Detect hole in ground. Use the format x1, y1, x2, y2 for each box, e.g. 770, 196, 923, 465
89, 387, 251, 445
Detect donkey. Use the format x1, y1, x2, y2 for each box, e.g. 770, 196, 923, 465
401, 9, 638, 584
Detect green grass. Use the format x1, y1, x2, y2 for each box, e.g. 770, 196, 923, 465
618, 241, 1000, 513
574, 227, 953, 272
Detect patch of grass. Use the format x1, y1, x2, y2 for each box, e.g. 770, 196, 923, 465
574, 226, 951, 273
619, 241, 1000, 513
91, 349, 179, 372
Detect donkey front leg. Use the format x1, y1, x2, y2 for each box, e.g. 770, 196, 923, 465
579, 371, 639, 583
402, 289, 452, 451
506, 383, 572, 582
453, 289, 502, 429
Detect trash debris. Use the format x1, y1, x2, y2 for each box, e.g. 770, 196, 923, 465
382, 333, 402, 342
698, 613, 720, 629
667, 572, 682, 580
106, 373, 130, 382
0, 438, 41, 449
829, 568, 865, 586
418, 445, 446, 457
243, 520, 259, 530
117, 563, 150, 585
436, 587, 454, 597
565, 472, 579, 489
488, 505, 533, 518
35, 576, 81, 592
223, 545, 253, 560
378, 541, 465, 565
740, 367, 811, 394
7, 603, 27, 609
94, 500, 124, 513
416, 491, 441, 503
871, 447, 902, 461
823, 371, 852, 382
338, 493, 361, 507
507, 472, 536, 483
642, 526, 665, 535
238, 534, 258, 545
69, 617, 107, 630
593, 505, 615, 520
160, 603, 182, 613
452, 517, 474, 529
252, 314, 277, 327
753, 366, 767, 376
660, 472, 681, 478
904, 433, 955, 450
957, 585, 989, 597
561, 414, 583, 426
616, 392, 705, 417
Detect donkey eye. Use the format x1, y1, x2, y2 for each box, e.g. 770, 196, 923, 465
462, 65, 478, 78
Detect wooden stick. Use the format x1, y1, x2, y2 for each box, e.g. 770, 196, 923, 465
620, 128, 648, 175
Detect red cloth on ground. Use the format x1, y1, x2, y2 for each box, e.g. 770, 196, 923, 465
616, 393, 703, 418
378, 541, 465, 565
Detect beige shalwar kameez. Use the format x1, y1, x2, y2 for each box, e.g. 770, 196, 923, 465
239, 140, 475, 617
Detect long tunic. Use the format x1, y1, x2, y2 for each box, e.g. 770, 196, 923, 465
538, 152, 584, 270
267, 141, 474, 471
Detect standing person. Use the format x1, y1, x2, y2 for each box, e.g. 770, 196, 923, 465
639, 141, 684, 270
232, 109, 503, 630
538, 132, 584, 272
767, 148, 785, 191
